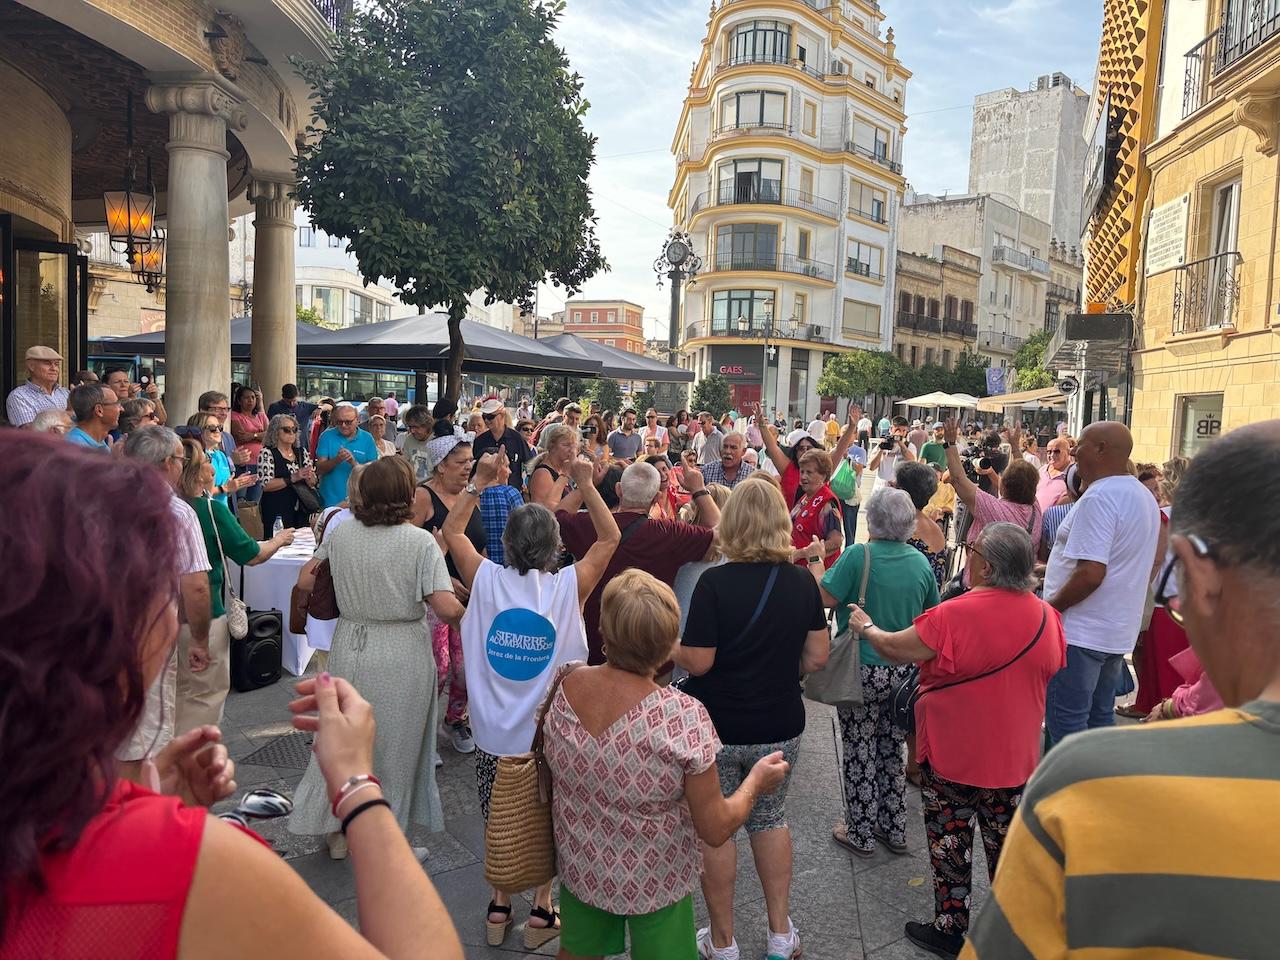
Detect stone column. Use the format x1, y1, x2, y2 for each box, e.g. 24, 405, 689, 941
146, 79, 247, 422
247, 176, 297, 403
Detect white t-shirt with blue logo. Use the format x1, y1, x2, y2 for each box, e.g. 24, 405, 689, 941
461, 559, 588, 756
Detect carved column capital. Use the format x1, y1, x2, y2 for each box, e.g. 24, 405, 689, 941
248, 176, 297, 228
146, 80, 248, 129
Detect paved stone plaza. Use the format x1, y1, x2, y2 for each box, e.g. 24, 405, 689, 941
218, 672, 975, 960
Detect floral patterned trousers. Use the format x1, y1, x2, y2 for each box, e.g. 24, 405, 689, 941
837, 663, 913, 847
429, 613, 467, 726
921, 764, 1023, 935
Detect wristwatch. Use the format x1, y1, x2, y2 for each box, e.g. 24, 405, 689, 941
943, 441, 952, 449
807, 555, 824, 564
463, 481, 480, 496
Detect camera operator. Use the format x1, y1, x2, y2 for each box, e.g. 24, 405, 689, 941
969, 430, 1009, 496
869, 415, 917, 492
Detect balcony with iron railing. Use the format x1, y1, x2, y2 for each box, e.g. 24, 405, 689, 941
1172, 251, 1242, 336
992, 245, 1051, 276
844, 140, 903, 174
845, 258, 885, 281
709, 251, 834, 280
978, 330, 1026, 352
1183, 0, 1280, 117
684, 318, 831, 342
690, 181, 840, 219
1046, 281, 1080, 302
712, 121, 792, 142
944, 317, 979, 338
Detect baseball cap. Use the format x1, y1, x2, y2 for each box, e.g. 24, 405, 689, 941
26, 345, 63, 361
931, 421, 944, 430
480, 397, 503, 415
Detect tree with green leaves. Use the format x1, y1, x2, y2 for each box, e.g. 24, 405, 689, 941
296, 304, 336, 330
294, 0, 605, 404
588, 377, 623, 413
533, 376, 588, 420
691, 374, 732, 418
632, 387, 656, 414
949, 348, 989, 398
815, 349, 874, 406
1010, 329, 1056, 391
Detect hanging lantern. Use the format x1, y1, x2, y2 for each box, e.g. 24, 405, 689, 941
103, 93, 156, 254
130, 227, 166, 293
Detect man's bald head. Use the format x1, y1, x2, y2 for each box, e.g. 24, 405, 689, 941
1074, 421, 1134, 484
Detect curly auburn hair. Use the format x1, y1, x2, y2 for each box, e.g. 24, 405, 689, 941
1000, 459, 1041, 506
353, 456, 415, 526
0, 433, 181, 934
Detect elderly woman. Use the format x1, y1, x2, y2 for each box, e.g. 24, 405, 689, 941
0, 433, 466, 960
805, 487, 939, 857
942, 419, 1042, 569
844, 522, 1066, 956
528, 422, 579, 511
789, 448, 844, 569
365, 414, 398, 457
544, 570, 790, 960
413, 434, 486, 755
186, 412, 252, 507
443, 452, 620, 950
761, 422, 825, 506
896, 461, 948, 588
290, 457, 465, 861
257, 413, 318, 534
676, 479, 830, 960
119, 397, 159, 436
176, 437, 294, 733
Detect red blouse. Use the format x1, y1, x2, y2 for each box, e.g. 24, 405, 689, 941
3, 781, 215, 959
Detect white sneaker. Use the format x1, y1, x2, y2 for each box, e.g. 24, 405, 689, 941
696, 926, 739, 960
449, 721, 475, 754
766, 918, 801, 960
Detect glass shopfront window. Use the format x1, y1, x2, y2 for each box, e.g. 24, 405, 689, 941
1175, 393, 1223, 458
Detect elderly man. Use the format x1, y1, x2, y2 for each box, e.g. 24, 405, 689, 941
7, 345, 70, 427
117, 425, 212, 776
965, 420, 1280, 958
31, 408, 71, 435
692, 410, 723, 466
558, 460, 721, 665
1041, 422, 1160, 749
65, 383, 119, 453
699, 431, 756, 488
316, 401, 379, 507
1035, 435, 1073, 512
472, 396, 531, 490
400, 404, 434, 477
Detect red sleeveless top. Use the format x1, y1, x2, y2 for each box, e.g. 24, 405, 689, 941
3, 781, 205, 960
791, 484, 843, 570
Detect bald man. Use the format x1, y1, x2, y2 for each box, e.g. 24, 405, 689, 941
1041, 421, 1161, 749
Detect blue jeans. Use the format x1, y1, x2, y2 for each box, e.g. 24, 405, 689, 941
842, 503, 859, 548
1044, 644, 1126, 751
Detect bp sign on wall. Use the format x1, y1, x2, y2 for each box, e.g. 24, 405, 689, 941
1145, 193, 1190, 276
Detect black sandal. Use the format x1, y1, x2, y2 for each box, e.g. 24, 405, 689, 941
486, 901, 512, 946
524, 904, 561, 950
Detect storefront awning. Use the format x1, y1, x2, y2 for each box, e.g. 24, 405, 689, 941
976, 387, 1066, 413
1045, 312, 1133, 371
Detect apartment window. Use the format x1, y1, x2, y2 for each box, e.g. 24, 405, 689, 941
802, 100, 817, 137
846, 240, 883, 279
797, 228, 812, 261
716, 223, 779, 269
605, 339, 615, 347
295, 285, 304, 306
328, 234, 342, 248
299, 225, 315, 247
899, 291, 912, 313
348, 292, 375, 326
841, 299, 881, 339
928, 298, 940, 319
864, 73, 877, 89
590, 311, 599, 322
607, 310, 616, 322
793, 292, 807, 325
311, 287, 340, 322
799, 167, 815, 202
924, 347, 935, 366
717, 158, 783, 203
909, 345, 919, 366
849, 179, 887, 223
942, 348, 953, 368
719, 90, 786, 130
729, 19, 791, 64
892, 86, 902, 103
712, 289, 774, 334
796, 44, 807, 65
944, 295, 958, 320
896, 343, 906, 360
1004, 276, 1013, 307
914, 294, 926, 315
1209, 178, 1241, 258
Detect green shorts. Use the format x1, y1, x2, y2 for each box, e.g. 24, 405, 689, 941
559, 885, 697, 960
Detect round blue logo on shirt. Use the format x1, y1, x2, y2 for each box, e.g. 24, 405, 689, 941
486, 608, 556, 682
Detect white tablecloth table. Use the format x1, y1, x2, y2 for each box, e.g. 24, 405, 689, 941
228, 533, 318, 677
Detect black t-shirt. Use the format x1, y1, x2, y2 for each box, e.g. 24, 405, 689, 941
473, 427, 531, 490
681, 562, 827, 745
976, 448, 1009, 495
421, 486, 486, 581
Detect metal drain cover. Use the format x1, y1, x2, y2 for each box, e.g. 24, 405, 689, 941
241, 732, 314, 769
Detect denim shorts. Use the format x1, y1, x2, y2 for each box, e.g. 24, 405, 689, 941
714, 736, 801, 833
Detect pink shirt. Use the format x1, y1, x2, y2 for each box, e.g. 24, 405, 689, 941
913, 589, 1066, 788
230, 410, 268, 465
1036, 463, 1069, 512
971, 487, 1042, 548
545, 682, 720, 915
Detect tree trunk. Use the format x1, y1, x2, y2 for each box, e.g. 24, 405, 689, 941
445, 300, 466, 404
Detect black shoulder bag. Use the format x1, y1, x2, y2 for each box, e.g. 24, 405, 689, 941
886, 603, 1048, 734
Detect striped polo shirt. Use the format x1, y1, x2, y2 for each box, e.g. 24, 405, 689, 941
964, 700, 1280, 959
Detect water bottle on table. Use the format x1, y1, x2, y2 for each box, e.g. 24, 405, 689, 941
272, 517, 283, 538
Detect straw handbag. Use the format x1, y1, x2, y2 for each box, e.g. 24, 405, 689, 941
484, 662, 582, 893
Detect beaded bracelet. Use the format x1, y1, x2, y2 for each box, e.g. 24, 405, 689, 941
333, 780, 380, 817
340, 798, 391, 836
331, 773, 382, 818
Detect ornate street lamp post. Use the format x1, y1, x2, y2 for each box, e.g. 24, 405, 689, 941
653, 228, 703, 358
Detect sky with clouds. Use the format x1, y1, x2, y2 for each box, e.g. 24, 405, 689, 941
539, 0, 1103, 338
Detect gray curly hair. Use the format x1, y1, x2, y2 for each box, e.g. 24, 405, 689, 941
264, 413, 301, 451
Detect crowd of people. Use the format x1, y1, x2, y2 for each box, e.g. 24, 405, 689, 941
3, 343, 1273, 960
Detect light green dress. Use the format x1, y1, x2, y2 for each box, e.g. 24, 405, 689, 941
289, 520, 453, 836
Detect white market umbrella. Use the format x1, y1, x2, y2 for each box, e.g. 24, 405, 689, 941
900, 391, 963, 407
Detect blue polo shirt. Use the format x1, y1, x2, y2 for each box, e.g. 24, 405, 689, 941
316, 426, 379, 507
66, 427, 110, 453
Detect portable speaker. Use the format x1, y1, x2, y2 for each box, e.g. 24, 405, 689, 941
231, 608, 283, 692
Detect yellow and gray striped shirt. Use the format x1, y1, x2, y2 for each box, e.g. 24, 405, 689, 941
964, 700, 1280, 959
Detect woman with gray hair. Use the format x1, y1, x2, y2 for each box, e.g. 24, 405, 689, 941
257, 413, 317, 533
843, 521, 1066, 957
118, 397, 159, 436
802, 486, 939, 859
527, 421, 579, 510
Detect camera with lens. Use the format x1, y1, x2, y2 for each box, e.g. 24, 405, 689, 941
967, 456, 992, 472
580, 425, 595, 438
878, 438, 894, 451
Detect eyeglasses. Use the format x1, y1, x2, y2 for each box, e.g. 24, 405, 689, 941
520, 427, 534, 434
144, 412, 160, 421
203, 406, 230, 415
203, 424, 222, 433
962, 540, 985, 561
170, 454, 189, 464
279, 426, 297, 434
482, 412, 499, 421
1154, 533, 1213, 625
335, 419, 357, 426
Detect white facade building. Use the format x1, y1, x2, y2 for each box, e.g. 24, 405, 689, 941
968, 73, 1092, 246
669, 0, 910, 419
898, 193, 1052, 366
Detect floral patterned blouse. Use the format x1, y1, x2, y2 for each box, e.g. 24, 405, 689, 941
544, 678, 721, 915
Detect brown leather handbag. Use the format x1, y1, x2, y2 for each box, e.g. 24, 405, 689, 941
288, 510, 340, 634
